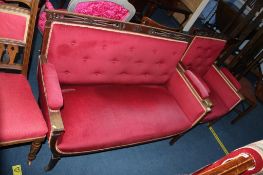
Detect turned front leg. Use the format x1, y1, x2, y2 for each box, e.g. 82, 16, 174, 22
28, 138, 45, 165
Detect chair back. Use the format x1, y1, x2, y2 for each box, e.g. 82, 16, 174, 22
0, 0, 39, 76
67, 0, 136, 21
181, 35, 226, 77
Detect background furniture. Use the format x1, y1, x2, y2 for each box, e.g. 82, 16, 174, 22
39, 10, 210, 171
0, 0, 47, 165
144, 0, 192, 29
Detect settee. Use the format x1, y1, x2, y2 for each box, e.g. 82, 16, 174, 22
38, 10, 214, 170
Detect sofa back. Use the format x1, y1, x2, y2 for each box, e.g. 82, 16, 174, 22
181, 36, 226, 77
44, 21, 189, 85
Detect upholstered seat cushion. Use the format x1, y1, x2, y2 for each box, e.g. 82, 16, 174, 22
56, 84, 192, 153
0, 73, 47, 144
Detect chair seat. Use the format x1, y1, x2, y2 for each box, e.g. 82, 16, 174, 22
57, 84, 192, 153
202, 91, 229, 123
0, 73, 47, 145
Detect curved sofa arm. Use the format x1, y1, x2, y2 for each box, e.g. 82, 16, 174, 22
42, 63, 64, 110
167, 68, 210, 126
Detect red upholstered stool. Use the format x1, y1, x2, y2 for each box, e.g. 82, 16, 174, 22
0, 0, 47, 164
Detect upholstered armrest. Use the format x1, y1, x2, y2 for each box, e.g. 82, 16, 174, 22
204, 65, 243, 110
220, 67, 241, 91
167, 69, 209, 126
184, 70, 211, 99
42, 63, 63, 110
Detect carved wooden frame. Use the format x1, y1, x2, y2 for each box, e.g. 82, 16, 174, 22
0, 0, 39, 76
39, 10, 211, 171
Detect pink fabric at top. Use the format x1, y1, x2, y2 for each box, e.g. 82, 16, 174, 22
74, 1, 129, 21
220, 67, 241, 90
46, 23, 188, 85
38, 1, 55, 33
42, 63, 64, 110
181, 36, 226, 76
184, 70, 210, 99
0, 12, 27, 42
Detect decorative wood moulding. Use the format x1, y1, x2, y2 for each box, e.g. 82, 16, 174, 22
45, 10, 191, 42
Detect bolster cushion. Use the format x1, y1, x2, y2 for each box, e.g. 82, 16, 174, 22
184, 70, 210, 99
42, 63, 63, 110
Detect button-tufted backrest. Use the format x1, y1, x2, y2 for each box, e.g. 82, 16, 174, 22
45, 22, 188, 85
181, 36, 226, 77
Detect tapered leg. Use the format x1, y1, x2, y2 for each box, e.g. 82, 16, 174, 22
27, 140, 43, 165
169, 135, 182, 145
44, 155, 60, 171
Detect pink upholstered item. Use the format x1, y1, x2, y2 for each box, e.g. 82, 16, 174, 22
220, 67, 241, 90
57, 82, 194, 152
184, 70, 210, 99
74, 1, 129, 21
46, 23, 188, 84
180, 36, 242, 123
0, 73, 47, 144
0, 9, 29, 43
167, 70, 206, 124
181, 36, 226, 76
38, 0, 55, 34
42, 63, 63, 110
204, 66, 242, 110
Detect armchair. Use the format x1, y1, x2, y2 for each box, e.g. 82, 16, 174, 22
179, 35, 243, 123
38, 10, 210, 171
0, 0, 47, 164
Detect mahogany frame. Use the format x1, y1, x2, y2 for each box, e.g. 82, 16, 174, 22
0, 0, 39, 76
39, 10, 211, 171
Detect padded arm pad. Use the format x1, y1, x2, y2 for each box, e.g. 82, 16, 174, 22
204, 66, 242, 110
42, 63, 63, 110
167, 69, 207, 125
184, 70, 210, 99
220, 67, 241, 90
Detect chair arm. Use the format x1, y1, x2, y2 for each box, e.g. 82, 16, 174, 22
42, 63, 63, 110
184, 70, 211, 99
220, 67, 241, 91
204, 65, 243, 110
167, 69, 209, 125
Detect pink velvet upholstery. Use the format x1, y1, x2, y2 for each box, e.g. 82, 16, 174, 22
74, 1, 129, 21
204, 66, 241, 110
57, 82, 193, 152
180, 36, 242, 122
167, 70, 206, 124
42, 63, 63, 110
184, 70, 210, 99
0, 10, 28, 43
46, 23, 188, 84
39, 21, 207, 154
0, 73, 47, 144
220, 67, 241, 90
38, 1, 55, 34
181, 36, 226, 76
